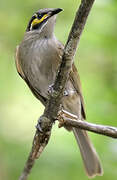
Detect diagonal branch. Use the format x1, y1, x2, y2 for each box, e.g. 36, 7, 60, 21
44, 0, 95, 119
18, 1, 95, 180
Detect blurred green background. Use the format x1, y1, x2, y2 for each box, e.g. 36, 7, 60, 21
0, 0, 117, 180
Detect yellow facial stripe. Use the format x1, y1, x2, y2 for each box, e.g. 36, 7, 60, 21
32, 14, 48, 26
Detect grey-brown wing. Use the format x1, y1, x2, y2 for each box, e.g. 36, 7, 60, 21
15, 46, 25, 79
69, 64, 86, 119
15, 46, 47, 106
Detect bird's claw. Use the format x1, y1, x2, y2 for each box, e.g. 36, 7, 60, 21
58, 109, 78, 120
48, 85, 68, 96
48, 84, 54, 94
36, 117, 43, 132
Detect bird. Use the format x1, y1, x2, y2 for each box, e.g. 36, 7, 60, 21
15, 8, 103, 178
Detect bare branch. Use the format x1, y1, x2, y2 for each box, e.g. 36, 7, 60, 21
18, 1, 96, 180
18, 121, 52, 180
58, 116, 117, 138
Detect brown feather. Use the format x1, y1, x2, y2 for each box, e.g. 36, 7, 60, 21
70, 64, 86, 119
15, 46, 25, 79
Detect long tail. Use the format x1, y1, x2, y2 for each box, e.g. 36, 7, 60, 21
73, 128, 103, 178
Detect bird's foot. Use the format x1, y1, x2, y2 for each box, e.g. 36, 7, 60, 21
57, 109, 65, 128
48, 84, 54, 94
57, 109, 78, 128
36, 116, 53, 133
48, 84, 69, 96
36, 116, 43, 132
58, 109, 78, 120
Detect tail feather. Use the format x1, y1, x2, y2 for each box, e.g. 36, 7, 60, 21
73, 128, 103, 178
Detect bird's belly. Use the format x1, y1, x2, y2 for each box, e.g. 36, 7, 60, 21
29, 58, 57, 99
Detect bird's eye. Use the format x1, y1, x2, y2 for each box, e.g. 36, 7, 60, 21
37, 14, 43, 19
29, 13, 49, 31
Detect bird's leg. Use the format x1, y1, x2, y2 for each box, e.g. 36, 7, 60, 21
57, 108, 78, 128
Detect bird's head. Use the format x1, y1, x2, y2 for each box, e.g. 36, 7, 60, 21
26, 8, 63, 37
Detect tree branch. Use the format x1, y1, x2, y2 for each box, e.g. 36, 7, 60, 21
18, 0, 96, 180
58, 115, 117, 138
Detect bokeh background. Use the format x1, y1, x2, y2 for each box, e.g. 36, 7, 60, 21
0, 0, 117, 180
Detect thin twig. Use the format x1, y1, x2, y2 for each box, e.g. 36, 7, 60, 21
18, 1, 95, 180
58, 116, 117, 138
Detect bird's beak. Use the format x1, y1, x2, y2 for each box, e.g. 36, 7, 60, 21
49, 8, 63, 17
